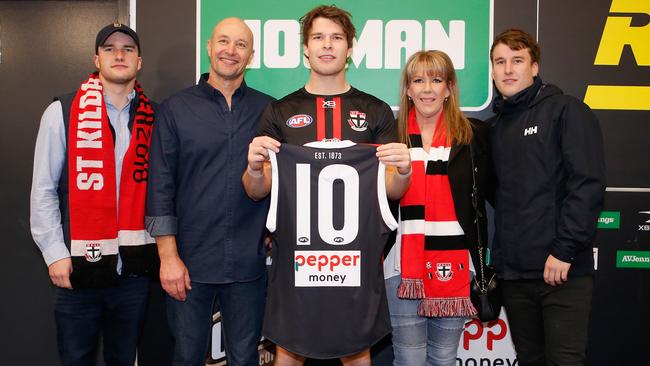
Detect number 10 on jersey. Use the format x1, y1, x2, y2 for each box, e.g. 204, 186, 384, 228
295, 163, 360, 246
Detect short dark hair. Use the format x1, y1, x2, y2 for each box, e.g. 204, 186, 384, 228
490, 28, 540, 64
300, 5, 355, 47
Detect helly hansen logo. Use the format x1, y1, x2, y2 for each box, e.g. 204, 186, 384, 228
524, 126, 538, 136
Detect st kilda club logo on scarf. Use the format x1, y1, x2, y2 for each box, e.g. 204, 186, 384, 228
436, 262, 454, 281
85, 243, 102, 262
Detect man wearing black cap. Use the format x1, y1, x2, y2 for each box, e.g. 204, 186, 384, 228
30, 23, 157, 365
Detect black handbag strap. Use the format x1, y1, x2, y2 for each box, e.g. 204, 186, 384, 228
469, 143, 490, 293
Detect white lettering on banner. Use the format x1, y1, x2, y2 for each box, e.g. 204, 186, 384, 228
424, 20, 466, 69
598, 217, 614, 224
622, 255, 650, 263
294, 250, 361, 287
352, 20, 383, 69
263, 20, 301, 68
246, 19, 466, 70
245, 19, 262, 68
384, 20, 422, 69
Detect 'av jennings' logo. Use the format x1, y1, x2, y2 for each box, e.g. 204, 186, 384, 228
617, 251, 650, 268
199, 0, 493, 110
597, 211, 620, 229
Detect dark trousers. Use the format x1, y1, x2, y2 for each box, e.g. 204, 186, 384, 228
502, 276, 593, 366
166, 275, 266, 366
54, 275, 150, 366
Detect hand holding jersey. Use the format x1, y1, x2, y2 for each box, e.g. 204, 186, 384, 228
245, 137, 410, 201
244, 136, 280, 200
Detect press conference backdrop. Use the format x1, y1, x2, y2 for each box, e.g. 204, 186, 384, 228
191, 0, 649, 365
1, 0, 647, 365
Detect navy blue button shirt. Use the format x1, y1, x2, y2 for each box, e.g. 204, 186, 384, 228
146, 74, 275, 283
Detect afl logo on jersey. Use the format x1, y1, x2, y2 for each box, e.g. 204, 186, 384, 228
287, 114, 313, 128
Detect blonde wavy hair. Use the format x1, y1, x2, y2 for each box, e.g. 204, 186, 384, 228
397, 50, 473, 146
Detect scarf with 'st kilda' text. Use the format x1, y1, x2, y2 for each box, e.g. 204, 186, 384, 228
67, 72, 157, 288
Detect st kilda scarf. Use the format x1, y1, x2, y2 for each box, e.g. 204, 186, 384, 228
67, 73, 156, 288
397, 109, 476, 317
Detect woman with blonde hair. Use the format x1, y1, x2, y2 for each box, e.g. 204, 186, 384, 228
384, 50, 493, 366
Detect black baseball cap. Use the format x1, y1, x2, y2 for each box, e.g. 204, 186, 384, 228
95, 23, 140, 54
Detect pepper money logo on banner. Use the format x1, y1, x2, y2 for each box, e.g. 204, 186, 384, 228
197, 0, 493, 110
456, 311, 517, 365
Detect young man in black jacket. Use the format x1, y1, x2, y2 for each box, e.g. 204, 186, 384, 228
487, 29, 605, 366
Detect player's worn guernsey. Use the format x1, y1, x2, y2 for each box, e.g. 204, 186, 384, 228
257, 87, 396, 145
263, 141, 398, 359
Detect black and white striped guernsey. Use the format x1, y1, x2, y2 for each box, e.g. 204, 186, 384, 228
263, 141, 397, 359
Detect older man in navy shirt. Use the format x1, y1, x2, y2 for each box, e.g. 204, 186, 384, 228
146, 18, 274, 366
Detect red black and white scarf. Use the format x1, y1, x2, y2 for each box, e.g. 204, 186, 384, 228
67, 73, 156, 287
397, 109, 476, 317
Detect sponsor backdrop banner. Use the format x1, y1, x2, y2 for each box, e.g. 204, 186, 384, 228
192, 0, 650, 365
197, 0, 493, 110
3, 0, 649, 365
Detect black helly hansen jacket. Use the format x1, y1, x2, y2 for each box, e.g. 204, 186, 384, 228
487, 77, 606, 280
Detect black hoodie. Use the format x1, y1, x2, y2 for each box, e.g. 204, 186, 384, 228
487, 77, 606, 280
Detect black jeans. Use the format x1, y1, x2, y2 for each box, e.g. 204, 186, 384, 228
502, 276, 593, 366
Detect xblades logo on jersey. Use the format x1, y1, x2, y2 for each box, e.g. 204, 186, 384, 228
322, 100, 336, 108
348, 111, 368, 132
